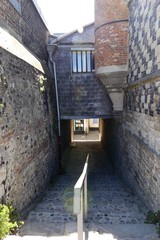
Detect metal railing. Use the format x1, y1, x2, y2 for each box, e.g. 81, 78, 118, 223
73, 154, 89, 240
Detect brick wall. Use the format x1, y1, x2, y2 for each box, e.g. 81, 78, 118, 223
95, 0, 128, 28
95, 23, 128, 68
0, 0, 49, 61
95, 0, 128, 68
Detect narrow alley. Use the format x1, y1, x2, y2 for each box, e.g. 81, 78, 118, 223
14, 142, 158, 240
1, 1, 160, 240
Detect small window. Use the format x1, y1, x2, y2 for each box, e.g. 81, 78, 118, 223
72, 50, 95, 73
9, 0, 21, 13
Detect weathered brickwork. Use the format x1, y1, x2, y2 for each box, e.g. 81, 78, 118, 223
0, 48, 58, 210
0, 0, 49, 61
122, 79, 160, 210
106, 0, 160, 211
0, 0, 58, 211
95, 0, 128, 68
104, 112, 160, 211
125, 77, 160, 117
128, 0, 160, 82
95, 22, 128, 68
95, 0, 128, 28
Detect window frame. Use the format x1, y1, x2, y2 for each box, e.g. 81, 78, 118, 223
71, 48, 95, 74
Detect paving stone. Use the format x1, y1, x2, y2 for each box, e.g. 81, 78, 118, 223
7, 143, 159, 240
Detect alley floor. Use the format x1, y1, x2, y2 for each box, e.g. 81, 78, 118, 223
73, 130, 100, 142
6, 142, 159, 240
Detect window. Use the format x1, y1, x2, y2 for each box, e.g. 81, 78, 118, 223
9, 0, 21, 13
74, 120, 84, 134
72, 50, 95, 73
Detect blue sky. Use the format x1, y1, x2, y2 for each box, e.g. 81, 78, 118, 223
36, 0, 94, 33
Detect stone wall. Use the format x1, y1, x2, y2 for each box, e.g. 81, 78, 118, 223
60, 120, 71, 155
104, 0, 160, 211
104, 110, 160, 211
0, 0, 58, 211
0, 47, 58, 211
54, 49, 113, 118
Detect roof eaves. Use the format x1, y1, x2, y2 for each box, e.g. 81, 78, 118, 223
31, 0, 50, 33
51, 22, 94, 44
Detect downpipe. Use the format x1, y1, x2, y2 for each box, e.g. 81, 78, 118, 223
48, 48, 63, 173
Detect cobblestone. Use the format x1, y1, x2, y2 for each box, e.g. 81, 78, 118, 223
7, 143, 159, 239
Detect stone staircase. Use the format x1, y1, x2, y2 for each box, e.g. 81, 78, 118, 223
19, 142, 159, 239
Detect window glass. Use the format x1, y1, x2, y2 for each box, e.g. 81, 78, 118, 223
77, 51, 82, 72
71, 50, 94, 73
9, 0, 21, 13
87, 51, 91, 72
72, 51, 77, 73
82, 51, 87, 72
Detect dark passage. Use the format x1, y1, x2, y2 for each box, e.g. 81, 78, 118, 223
62, 142, 113, 175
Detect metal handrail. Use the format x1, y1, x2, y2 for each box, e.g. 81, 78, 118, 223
73, 154, 89, 240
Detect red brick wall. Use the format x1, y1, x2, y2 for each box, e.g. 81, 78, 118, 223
95, 0, 129, 68
95, 0, 128, 28
0, 0, 49, 61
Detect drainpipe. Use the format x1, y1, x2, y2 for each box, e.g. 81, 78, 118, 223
48, 45, 62, 173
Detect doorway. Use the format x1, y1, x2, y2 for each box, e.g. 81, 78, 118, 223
71, 118, 101, 142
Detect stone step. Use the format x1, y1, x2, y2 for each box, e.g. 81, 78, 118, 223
96, 223, 158, 239
22, 173, 147, 226
65, 222, 159, 239
19, 222, 159, 240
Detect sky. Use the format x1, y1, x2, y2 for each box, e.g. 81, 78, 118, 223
36, 0, 94, 34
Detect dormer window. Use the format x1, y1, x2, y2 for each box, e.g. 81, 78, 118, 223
72, 50, 95, 73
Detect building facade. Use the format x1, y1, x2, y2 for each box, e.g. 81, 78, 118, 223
47, 23, 113, 148
47, 23, 113, 120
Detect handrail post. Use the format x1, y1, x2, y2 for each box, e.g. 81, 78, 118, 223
73, 154, 89, 240
84, 171, 87, 219
77, 189, 83, 240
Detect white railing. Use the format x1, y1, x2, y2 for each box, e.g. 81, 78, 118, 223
73, 154, 89, 240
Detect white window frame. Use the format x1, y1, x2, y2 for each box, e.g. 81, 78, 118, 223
71, 48, 95, 73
